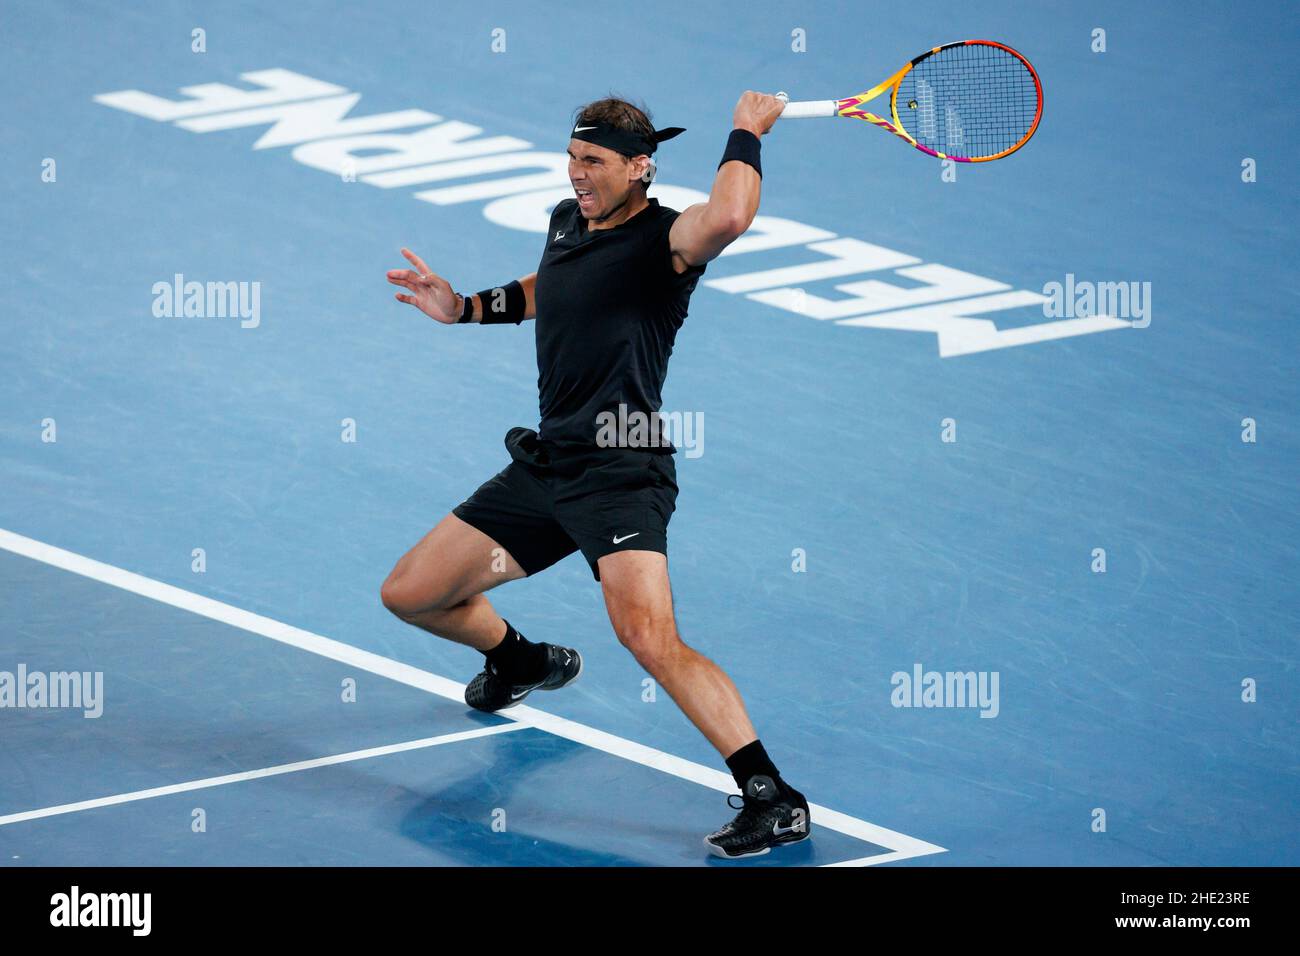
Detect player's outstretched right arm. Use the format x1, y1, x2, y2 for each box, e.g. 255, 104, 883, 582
667, 91, 785, 271
387, 247, 536, 325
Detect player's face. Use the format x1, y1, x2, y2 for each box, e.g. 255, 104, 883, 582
567, 140, 642, 220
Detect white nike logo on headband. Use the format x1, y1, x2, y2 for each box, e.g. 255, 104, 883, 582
573, 125, 597, 132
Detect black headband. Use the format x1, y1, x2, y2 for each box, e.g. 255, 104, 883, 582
570, 121, 686, 157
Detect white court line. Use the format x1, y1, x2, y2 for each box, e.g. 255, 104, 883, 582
0, 527, 947, 865
825, 850, 916, 867
0, 725, 525, 828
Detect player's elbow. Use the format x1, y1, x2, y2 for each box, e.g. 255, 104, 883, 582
713, 207, 752, 244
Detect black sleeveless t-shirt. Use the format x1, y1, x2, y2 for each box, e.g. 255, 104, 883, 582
532, 197, 706, 452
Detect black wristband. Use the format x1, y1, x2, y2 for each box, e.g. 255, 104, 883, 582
718, 128, 762, 178
456, 293, 474, 323
476, 279, 527, 325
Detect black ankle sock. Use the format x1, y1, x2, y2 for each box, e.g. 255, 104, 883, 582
725, 739, 785, 793
484, 620, 548, 683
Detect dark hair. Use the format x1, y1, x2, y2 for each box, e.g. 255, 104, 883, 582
573, 94, 655, 190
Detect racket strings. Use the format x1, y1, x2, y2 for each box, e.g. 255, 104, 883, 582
897, 43, 1039, 159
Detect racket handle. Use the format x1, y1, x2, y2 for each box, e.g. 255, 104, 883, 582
775, 97, 838, 119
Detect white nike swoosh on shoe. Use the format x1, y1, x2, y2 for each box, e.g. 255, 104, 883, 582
772, 822, 803, 836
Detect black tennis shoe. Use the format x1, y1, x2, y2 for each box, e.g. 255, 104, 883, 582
464, 643, 583, 713
704, 774, 812, 859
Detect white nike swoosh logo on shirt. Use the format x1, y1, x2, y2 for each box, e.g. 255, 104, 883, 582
612, 533, 640, 544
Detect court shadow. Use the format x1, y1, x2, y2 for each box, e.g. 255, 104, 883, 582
391, 723, 655, 866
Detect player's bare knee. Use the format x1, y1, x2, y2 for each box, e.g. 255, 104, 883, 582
379, 572, 414, 617
615, 623, 682, 675
380, 569, 454, 620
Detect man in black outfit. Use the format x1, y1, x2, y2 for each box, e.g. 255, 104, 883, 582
381, 92, 808, 859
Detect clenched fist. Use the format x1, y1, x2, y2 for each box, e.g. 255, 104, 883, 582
733, 91, 786, 137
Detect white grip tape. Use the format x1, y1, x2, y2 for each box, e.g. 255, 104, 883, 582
776, 98, 838, 119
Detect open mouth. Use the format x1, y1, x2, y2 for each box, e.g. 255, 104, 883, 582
575, 187, 594, 208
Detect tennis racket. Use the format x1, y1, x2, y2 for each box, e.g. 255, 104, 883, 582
776, 40, 1043, 162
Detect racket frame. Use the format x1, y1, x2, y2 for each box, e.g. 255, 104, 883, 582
780, 39, 1044, 162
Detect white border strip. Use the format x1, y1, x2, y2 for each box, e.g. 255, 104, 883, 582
0, 527, 946, 864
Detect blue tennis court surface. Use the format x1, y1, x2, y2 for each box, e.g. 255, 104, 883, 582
1, 0, 1296, 866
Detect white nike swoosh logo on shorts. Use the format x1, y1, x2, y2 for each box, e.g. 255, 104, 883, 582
612, 532, 640, 544
574, 125, 597, 132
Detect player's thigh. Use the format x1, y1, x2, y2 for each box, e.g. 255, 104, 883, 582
382, 512, 525, 614
598, 550, 678, 648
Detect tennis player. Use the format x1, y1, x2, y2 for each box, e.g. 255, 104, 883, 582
381, 92, 808, 859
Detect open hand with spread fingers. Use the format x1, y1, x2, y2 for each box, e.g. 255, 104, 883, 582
386, 247, 464, 324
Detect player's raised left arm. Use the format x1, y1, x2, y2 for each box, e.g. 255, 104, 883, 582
669, 91, 786, 270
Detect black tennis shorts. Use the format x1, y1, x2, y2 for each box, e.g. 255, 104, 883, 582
453, 427, 678, 582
